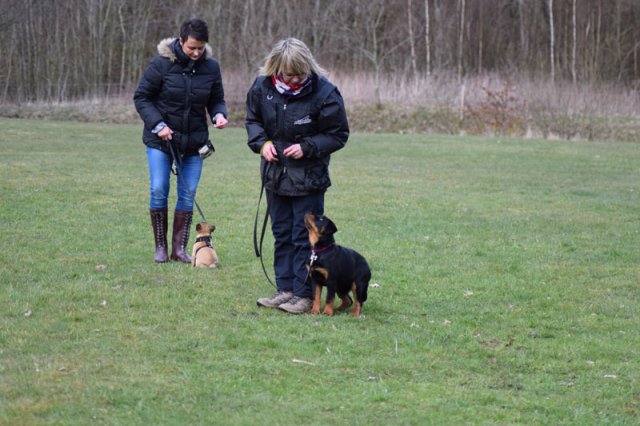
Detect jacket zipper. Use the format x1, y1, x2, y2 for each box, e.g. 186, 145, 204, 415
183, 68, 194, 144
282, 101, 287, 175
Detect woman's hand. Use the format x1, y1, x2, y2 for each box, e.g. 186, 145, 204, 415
283, 143, 304, 160
261, 141, 279, 162
158, 126, 174, 141
212, 113, 228, 129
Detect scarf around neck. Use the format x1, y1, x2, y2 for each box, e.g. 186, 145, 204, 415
271, 75, 312, 96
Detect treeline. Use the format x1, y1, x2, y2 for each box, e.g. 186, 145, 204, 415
1, 0, 639, 102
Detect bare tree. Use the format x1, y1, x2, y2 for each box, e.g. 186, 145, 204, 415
457, 0, 465, 82
571, 0, 577, 83
518, 0, 528, 69
407, 0, 418, 77
357, 2, 387, 104
345, 0, 409, 103
424, 0, 431, 76
3, 0, 640, 103
547, 0, 555, 82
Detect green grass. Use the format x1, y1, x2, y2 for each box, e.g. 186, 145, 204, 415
0, 117, 638, 425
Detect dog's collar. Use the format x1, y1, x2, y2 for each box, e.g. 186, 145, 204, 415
311, 243, 335, 255
309, 244, 334, 266
196, 236, 212, 245
195, 236, 213, 256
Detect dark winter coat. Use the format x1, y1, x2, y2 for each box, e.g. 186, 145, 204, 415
245, 74, 349, 196
134, 38, 227, 156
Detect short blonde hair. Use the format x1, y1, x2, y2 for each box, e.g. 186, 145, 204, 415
259, 38, 327, 77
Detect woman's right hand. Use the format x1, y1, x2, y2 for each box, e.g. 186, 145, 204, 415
158, 126, 174, 141
261, 141, 279, 162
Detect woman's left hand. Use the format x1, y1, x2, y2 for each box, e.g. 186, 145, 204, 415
212, 114, 228, 129
283, 144, 304, 160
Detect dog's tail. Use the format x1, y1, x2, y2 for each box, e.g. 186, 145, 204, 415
357, 282, 368, 304
356, 271, 370, 304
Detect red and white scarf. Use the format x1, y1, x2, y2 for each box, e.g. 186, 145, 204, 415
271, 75, 311, 96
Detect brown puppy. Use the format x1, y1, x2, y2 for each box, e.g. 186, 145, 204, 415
304, 213, 371, 316
191, 222, 219, 268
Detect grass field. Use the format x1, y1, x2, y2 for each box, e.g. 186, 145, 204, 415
0, 117, 638, 425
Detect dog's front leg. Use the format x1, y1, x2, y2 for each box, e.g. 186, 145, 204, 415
323, 300, 335, 316
310, 283, 322, 315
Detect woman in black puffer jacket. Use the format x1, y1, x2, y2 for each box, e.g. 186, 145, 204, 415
134, 18, 227, 264
246, 37, 349, 314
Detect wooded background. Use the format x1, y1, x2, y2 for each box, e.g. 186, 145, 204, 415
1, 0, 639, 103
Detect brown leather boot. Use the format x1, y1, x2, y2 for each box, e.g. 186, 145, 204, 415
170, 210, 193, 263
149, 208, 168, 263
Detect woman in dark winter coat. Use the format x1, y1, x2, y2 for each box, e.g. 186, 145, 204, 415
246, 37, 349, 314
134, 18, 227, 263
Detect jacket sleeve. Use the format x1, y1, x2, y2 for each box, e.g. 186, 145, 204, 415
133, 58, 165, 131
302, 88, 349, 158
245, 79, 269, 154
207, 61, 228, 119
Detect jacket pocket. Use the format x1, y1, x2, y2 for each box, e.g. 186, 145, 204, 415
305, 163, 330, 190
285, 166, 307, 191
285, 162, 330, 192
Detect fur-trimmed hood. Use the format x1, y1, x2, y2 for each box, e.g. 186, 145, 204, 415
157, 37, 213, 63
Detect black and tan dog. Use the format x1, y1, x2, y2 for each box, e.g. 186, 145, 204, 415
191, 222, 219, 268
304, 213, 371, 316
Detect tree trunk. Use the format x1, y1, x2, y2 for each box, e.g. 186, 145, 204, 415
548, 0, 555, 82
407, 0, 418, 77
571, 0, 577, 83
457, 0, 465, 82
424, 0, 431, 76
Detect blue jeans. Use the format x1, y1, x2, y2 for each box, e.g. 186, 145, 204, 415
146, 146, 203, 211
268, 191, 325, 298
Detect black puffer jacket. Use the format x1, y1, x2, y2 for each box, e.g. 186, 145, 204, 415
245, 75, 349, 196
134, 38, 227, 156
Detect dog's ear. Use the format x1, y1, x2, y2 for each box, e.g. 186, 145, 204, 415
210, 225, 216, 233
323, 217, 338, 235
196, 223, 203, 232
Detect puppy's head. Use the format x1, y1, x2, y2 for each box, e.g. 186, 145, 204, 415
195, 222, 216, 236
304, 213, 337, 247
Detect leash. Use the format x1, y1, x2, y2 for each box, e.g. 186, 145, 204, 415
252, 159, 320, 290
252, 160, 327, 290
253, 162, 277, 288
167, 140, 208, 224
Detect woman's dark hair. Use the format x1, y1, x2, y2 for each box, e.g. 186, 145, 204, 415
180, 18, 209, 43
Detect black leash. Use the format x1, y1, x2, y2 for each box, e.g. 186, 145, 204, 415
252, 162, 316, 290
167, 140, 208, 223
253, 162, 277, 288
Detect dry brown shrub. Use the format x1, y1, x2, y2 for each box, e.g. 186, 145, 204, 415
2, 72, 639, 142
